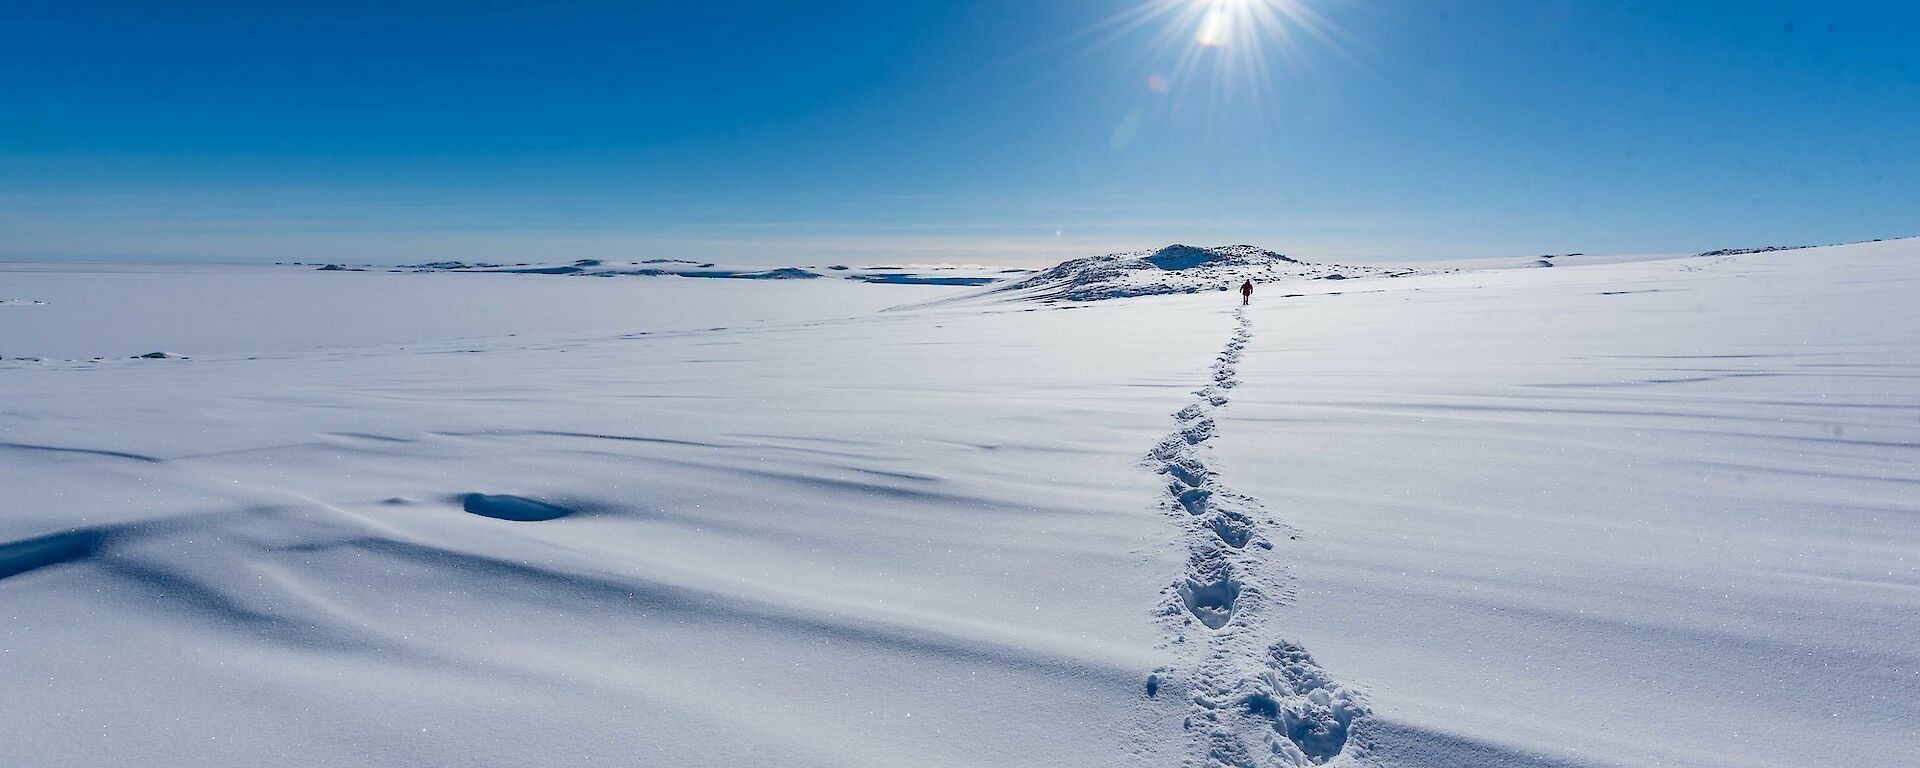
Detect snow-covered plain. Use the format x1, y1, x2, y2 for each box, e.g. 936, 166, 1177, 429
2, 239, 1916, 767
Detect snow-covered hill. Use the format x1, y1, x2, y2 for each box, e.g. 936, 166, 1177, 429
952, 244, 1416, 303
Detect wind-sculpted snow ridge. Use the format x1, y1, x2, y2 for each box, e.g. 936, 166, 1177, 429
1146, 306, 1369, 767
955, 244, 1415, 304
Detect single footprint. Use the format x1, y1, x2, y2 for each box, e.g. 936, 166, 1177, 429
1178, 575, 1242, 630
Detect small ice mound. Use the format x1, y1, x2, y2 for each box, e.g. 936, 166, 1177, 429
1178, 576, 1242, 629
458, 493, 575, 522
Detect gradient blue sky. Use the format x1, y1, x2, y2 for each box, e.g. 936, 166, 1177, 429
3, 0, 1916, 265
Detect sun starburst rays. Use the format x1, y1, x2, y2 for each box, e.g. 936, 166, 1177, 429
1081, 0, 1348, 108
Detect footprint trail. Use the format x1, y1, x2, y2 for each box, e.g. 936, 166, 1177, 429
1146, 305, 1368, 767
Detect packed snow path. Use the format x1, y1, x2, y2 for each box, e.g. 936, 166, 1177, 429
1149, 306, 1367, 767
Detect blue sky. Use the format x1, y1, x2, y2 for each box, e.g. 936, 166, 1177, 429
3, 0, 1916, 264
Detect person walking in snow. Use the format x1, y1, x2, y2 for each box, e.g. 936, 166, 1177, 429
1239, 280, 1253, 304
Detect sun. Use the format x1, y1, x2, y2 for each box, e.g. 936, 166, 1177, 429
1187, 0, 1323, 53
1195, 6, 1234, 48
1193, 0, 1263, 48
1087, 0, 1344, 94
1067, 0, 1349, 145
